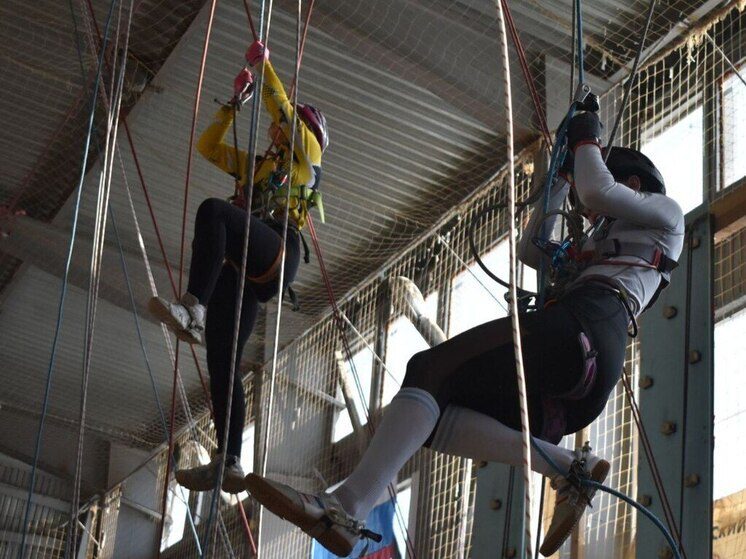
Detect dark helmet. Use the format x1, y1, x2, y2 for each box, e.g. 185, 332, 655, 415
604, 146, 665, 195
297, 104, 329, 152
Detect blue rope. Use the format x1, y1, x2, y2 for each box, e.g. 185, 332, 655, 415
200, 0, 267, 548
536, 108, 574, 305
65, 4, 201, 555
529, 437, 681, 558
532, 2, 678, 555
109, 205, 203, 556
17, 1, 118, 556
537, 0, 586, 304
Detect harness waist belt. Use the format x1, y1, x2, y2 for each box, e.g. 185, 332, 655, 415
580, 238, 677, 274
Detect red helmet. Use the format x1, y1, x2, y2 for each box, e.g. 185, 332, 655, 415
297, 104, 329, 152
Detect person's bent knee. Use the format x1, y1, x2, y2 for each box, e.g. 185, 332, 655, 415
402, 349, 438, 395
196, 198, 228, 224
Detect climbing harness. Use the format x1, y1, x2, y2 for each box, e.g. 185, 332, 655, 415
220, 74, 322, 316
482, 0, 684, 557
539, 332, 597, 443
466, 84, 599, 311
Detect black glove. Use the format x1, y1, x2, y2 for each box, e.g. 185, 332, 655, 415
567, 111, 602, 152
577, 93, 600, 113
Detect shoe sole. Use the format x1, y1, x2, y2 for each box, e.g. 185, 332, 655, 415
245, 473, 354, 557
222, 474, 246, 494
175, 469, 216, 492
539, 459, 611, 557
148, 297, 201, 345
176, 468, 244, 494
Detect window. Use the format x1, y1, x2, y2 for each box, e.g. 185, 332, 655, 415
392, 483, 413, 558
714, 308, 746, 500
239, 424, 255, 501
449, 239, 536, 336
160, 481, 190, 550
641, 107, 704, 214
722, 67, 746, 189
383, 291, 439, 407
332, 348, 374, 442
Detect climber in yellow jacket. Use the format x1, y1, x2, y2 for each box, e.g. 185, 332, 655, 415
149, 40, 329, 493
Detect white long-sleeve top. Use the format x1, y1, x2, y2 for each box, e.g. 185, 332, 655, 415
518, 144, 685, 316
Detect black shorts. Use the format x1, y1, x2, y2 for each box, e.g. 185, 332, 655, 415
402, 284, 629, 444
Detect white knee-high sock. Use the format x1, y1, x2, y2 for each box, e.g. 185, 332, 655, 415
429, 405, 580, 477
331, 387, 440, 519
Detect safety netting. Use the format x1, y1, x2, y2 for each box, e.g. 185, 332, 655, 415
1, 0, 746, 557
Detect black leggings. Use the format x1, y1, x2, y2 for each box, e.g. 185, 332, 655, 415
187, 198, 301, 456
401, 284, 629, 445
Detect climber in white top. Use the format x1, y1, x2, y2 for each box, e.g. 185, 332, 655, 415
243, 110, 685, 557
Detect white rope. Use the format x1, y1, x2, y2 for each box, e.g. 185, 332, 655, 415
494, 1, 533, 556
703, 31, 746, 88
254, 1, 308, 556
117, 140, 236, 558
204, 0, 276, 554
435, 233, 509, 313
338, 311, 404, 388
69, 2, 132, 555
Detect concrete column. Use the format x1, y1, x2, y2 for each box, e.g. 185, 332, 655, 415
108, 445, 161, 559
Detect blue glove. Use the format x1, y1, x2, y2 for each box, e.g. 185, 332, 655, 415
567, 112, 602, 152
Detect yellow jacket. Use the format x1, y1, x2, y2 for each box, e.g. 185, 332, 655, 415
196, 59, 323, 228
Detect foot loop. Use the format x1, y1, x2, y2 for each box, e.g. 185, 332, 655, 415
566, 442, 595, 507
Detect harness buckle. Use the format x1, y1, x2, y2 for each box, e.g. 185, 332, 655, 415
573, 82, 592, 105
652, 248, 663, 269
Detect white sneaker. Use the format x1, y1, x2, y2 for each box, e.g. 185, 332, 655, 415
148, 293, 205, 344
245, 473, 381, 556
539, 444, 610, 556
175, 454, 245, 494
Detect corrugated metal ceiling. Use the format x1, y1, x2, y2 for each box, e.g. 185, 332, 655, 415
0, 0, 723, 496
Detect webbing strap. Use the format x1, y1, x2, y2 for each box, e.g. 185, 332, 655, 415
581, 238, 677, 274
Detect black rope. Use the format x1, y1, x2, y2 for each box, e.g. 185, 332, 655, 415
534, 478, 546, 559
231, 103, 243, 197
467, 191, 541, 292
678, 227, 695, 537
605, 0, 657, 158
500, 465, 517, 558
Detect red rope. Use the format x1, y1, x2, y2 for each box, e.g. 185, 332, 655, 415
290, 0, 315, 97
78, 0, 224, 534
621, 370, 686, 558
241, 0, 258, 41
252, 0, 316, 178
306, 216, 418, 559
4, 87, 90, 218
125, 125, 256, 554
72, 0, 259, 553
84, 0, 220, 485
159, 0, 221, 554
236, 493, 258, 552
500, 0, 553, 149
